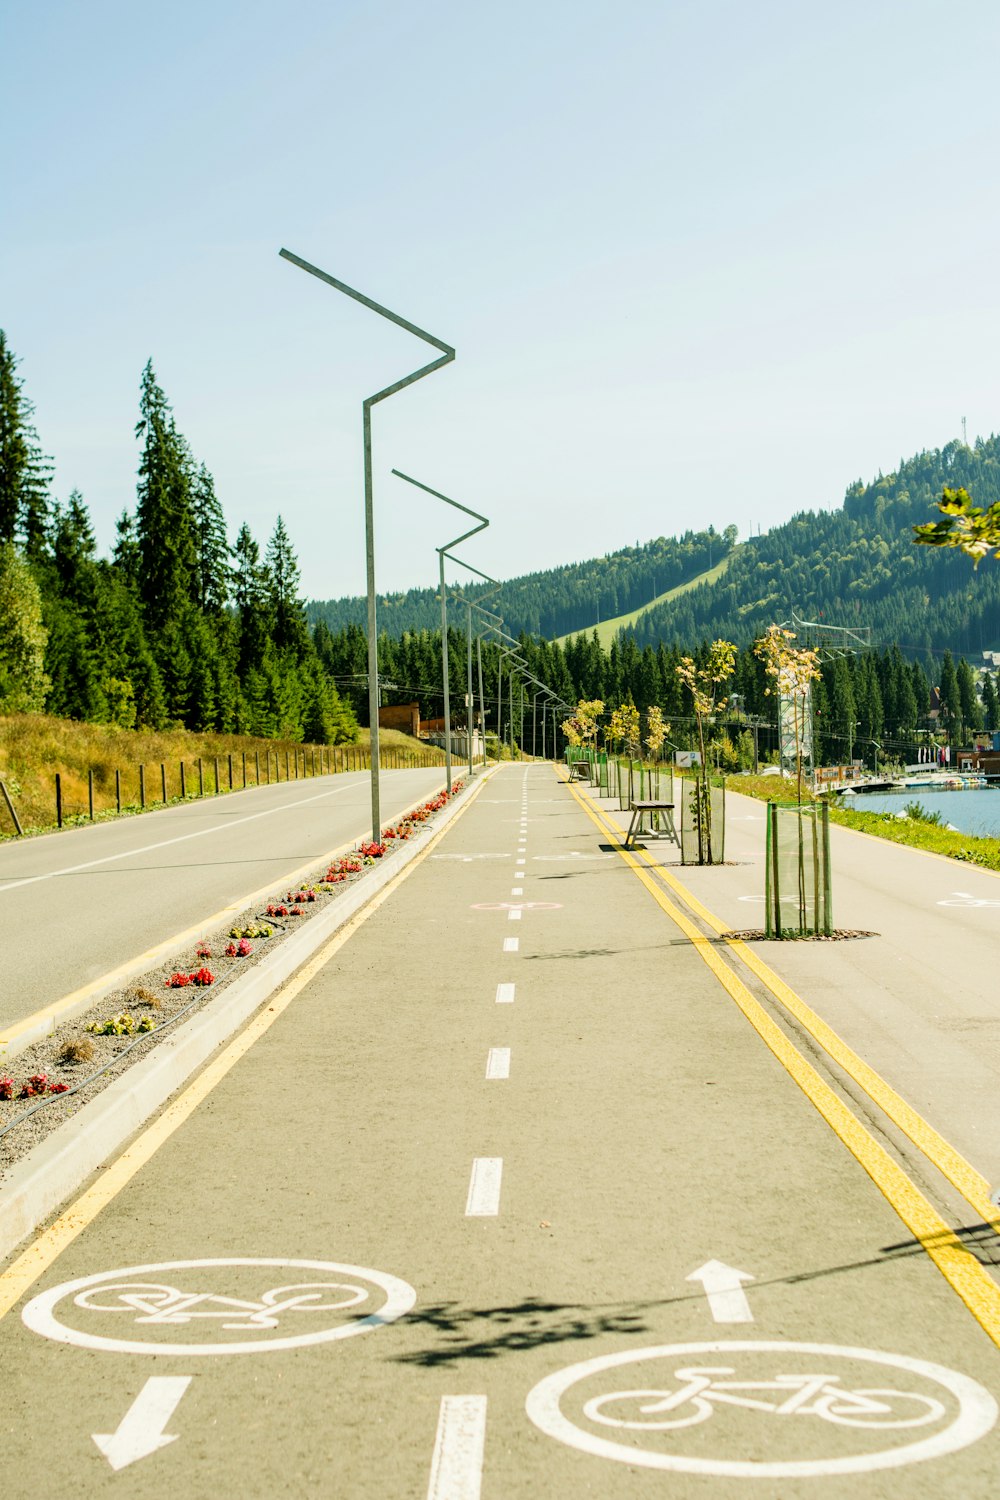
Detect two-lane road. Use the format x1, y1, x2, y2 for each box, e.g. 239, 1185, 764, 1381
0, 769, 446, 1042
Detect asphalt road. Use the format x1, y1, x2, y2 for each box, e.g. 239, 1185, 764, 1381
2, 764, 1000, 1496
0, 769, 446, 1040
633, 783, 1000, 1194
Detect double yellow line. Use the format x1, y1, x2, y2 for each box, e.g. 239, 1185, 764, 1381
565, 777, 1000, 1349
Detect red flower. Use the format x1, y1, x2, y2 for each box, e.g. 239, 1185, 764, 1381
0, 1078, 14, 1101
50, 1082, 70, 1095
225, 942, 238, 957
165, 972, 193, 987
190, 968, 214, 987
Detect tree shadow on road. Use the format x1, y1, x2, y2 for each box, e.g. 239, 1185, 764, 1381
392, 1224, 1000, 1367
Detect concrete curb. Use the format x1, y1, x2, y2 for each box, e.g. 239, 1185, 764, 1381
0, 767, 500, 1263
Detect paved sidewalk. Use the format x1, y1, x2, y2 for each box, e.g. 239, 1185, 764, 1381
2, 764, 999, 1496
573, 773, 1000, 1190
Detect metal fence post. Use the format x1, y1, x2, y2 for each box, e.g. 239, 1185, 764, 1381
180, 762, 186, 799
198, 758, 204, 796
55, 773, 63, 828
88, 768, 94, 821
161, 763, 167, 803
213, 758, 220, 794
116, 769, 121, 814
139, 765, 146, 808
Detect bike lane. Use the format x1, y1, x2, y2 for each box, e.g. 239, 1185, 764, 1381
1, 764, 1000, 1496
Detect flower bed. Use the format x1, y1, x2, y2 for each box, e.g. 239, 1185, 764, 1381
0, 774, 471, 1172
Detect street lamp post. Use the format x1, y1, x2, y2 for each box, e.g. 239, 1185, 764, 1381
280, 249, 454, 842
390, 471, 487, 794
445, 565, 502, 775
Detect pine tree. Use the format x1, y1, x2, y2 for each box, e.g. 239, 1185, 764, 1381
134, 361, 197, 629
938, 651, 961, 736
265, 516, 309, 656
192, 464, 230, 612
0, 330, 53, 554
981, 671, 998, 733
232, 522, 271, 673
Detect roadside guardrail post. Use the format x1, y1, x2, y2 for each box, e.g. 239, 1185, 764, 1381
115, 769, 121, 813
255, 750, 260, 784
198, 758, 204, 796
139, 765, 146, 808
55, 773, 62, 828
213, 757, 220, 794
161, 763, 167, 803
88, 768, 94, 821
180, 762, 186, 799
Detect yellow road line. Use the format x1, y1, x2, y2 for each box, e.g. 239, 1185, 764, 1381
0, 769, 496, 1319
0, 773, 450, 1056
579, 784, 1000, 1232
565, 779, 1000, 1350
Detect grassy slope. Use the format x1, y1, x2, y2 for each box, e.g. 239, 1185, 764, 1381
724, 773, 1000, 872
0, 715, 442, 839
554, 552, 736, 648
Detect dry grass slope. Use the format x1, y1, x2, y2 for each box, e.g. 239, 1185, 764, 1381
0, 715, 443, 838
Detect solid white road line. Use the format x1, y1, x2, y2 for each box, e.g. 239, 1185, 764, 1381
427, 1395, 488, 1500
495, 983, 515, 1004
465, 1159, 503, 1216
0, 782, 362, 894
503, 938, 519, 953
486, 1048, 510, 1080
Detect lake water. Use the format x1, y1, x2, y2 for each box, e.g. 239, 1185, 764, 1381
841, 786, 1000, 839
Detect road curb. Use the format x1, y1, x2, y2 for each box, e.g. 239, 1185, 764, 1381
0, 767, 500, 1263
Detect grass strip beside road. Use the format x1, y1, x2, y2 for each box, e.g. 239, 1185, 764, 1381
564, 776, 1000, 1354
0, 768, 495, 1318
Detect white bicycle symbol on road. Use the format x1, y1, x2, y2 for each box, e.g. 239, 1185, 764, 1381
938, 891, 1000, 908
525, 1340, 998, 1479
73, 1281, 368, 1331
583, 1365, 944, 1432
22, 1257, 416, 1356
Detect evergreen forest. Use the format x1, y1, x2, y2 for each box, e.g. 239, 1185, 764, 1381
2, 326, 998, 773
0, 332, 358, 744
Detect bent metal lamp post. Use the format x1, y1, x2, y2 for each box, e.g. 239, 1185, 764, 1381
279, 249, 454, 843
458, 599, 507, 765
445, 566, 502, 775
390, 471, 488, 794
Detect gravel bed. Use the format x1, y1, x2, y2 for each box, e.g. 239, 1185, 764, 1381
0, 782, 463, 1176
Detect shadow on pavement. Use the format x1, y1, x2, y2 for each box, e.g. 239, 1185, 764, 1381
393, 1226, 1000, 1367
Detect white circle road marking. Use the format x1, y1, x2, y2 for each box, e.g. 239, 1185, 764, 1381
470, 902, 563, 911
525, 1341, 997, 1478
22, 1258, 416, 1357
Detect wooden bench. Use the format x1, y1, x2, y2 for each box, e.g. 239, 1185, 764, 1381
624, 799, 677, 848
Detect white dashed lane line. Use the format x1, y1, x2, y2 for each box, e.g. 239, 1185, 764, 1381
486, 1048, 510, 1080
426, 1395, 488, 1500
495, 983, 515, 1004
465, 1158, 503, 1217
503, 938, 519, 953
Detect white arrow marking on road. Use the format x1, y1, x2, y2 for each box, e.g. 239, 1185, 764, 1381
93, 1376, 191, 1471
686, 1260, 755, 1323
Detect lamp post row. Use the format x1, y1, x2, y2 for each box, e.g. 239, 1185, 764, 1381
280, 248, 568, 830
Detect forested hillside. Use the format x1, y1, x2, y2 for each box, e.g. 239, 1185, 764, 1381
310, 440, 1000, 659
0, 332, 357, 743
307, 525, 739, 640
629, 440, 1000, 655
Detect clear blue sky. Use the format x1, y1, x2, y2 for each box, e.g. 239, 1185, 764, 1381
4, 0, 1000, 601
